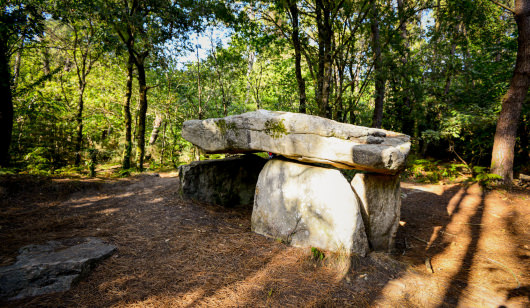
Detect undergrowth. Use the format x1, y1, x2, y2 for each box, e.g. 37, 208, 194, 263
404, 156, 502, 186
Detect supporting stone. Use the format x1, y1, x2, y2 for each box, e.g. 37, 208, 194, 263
252, 159, 369, 256
178, 154, 267, 206
351, 173, 401, 252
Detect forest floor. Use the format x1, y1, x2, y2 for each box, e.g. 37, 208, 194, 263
0, 172, 528, 307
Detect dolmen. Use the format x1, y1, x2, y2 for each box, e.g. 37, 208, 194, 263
179, 110, 411, 256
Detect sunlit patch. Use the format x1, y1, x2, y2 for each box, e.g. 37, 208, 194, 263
97, 208, 119, 215
146, 197, 164, 204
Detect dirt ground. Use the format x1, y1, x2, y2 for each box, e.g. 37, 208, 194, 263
0, 173, 528, 307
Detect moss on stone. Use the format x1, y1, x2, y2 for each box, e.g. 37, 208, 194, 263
264, 119, 287, 139
216, 119, 237, 135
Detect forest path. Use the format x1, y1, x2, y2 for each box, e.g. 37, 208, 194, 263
0, 173, 528, 307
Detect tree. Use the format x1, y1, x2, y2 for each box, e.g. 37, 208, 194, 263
100, 0, 229, 171
0, 1, 44, 166
287, 0, 307, 113
490, 0, 530, 184
370, 0, 385, 128
48, 18, 107, 166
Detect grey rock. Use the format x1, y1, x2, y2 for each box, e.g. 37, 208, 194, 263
0, 237, 116, 300
178, 154, 267, 206
182, 109, 410, 174
251, 159, 369, 256
351, 173, 401, 252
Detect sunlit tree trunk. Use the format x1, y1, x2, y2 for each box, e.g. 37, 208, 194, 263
491, 0, 530, 184
149, 114, 163, 145
491, 0, 530, 185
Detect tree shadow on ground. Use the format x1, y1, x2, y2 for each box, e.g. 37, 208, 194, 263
0, 175, 528, 307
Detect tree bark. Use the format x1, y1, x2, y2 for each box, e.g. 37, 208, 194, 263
315, 0, 333, 118
149, 114, 163, 145
74, 84, 85, 166
196, 43, 203, 120
397, 0, 414, 135
12, 41, 24, 90
0, 40, 13, 167
135, 55, 148, 171
288, 1, 307, 114
122, 53, 134, 169
371, 1, 385, 128
491, 0, 530, 185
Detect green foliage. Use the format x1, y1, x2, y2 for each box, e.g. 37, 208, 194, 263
87, 148, 98, 177
24, 147, 53, 174
471, 166, 503, 186
404, 157, 468, 183
311, 247, 325, 261
3, 0, 526, 179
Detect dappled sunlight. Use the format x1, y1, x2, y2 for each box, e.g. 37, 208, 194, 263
378, 183, 530, 307
2, 174, 528, 307
183, 249, 342, 307
97, 208, 119, 215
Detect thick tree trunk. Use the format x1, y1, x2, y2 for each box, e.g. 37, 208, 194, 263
371, 1, 385, 128
491, 0, 530, 185
135, 58, 148, 171
74, 84, 86, 166
289, 1, 307, 114
122, 53, 134, 169
0, 41, 13, 167
315, 0, 333, 118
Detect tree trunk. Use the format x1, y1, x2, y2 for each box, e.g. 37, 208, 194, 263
135, 57, 148, 171
122, 53, 134, 169
289, 1, 307, 114
491, 0, 530, 185
74, 84, 85, 166
245, 49, 254, 107
196, 42, 203, 120
159, 121, 167, 166
315, 0, 333, 118
12, 41, 23, 90
397, 0, 414, 135
0, 41, 13, 167
371, 1, 385, 128
42, 46, 50, 76
149, 114, 163, 145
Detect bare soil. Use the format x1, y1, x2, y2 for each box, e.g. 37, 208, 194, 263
0, 173, 528, 307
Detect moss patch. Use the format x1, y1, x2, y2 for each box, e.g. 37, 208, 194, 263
216, 119, 238, 135
264, 119, 287, 139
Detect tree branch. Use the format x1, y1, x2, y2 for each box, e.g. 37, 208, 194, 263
489, 0, 515, 14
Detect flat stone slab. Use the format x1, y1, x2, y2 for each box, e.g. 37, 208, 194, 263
182, 110, 411, 175
178, 154, 267, 206
252, 158, 369, 256
0, 237, 116, 300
